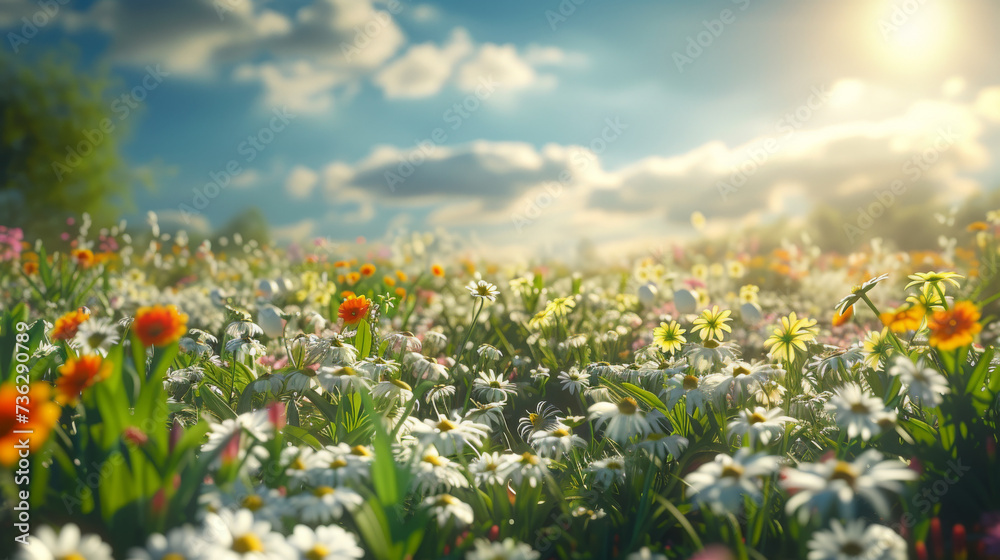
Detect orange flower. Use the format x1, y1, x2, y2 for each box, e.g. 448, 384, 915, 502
71, 248, 95, 268
394, 287, 407, 299
340, 290, 356, 298
333, 260, 350, 268
967, 221, 990, 232
383, 276, 396, 287
360, 263, 376, 277
431, 264, 445, 278
133, 304, 188, 347
928, 301, 982, 350
56, 354, 112, 405
0, 382, 61, 466
880, 306, 925, 333
347, 272, 361, 284
395, 270, 408, 282
832, 305, 854, 327
51, 307, 91, 341
22, 261, 38, 275
338, 295, 371, 325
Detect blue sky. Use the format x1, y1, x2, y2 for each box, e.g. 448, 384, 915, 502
4, 0, 1000, 255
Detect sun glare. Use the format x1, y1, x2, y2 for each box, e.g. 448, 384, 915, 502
873, 0, 953, 69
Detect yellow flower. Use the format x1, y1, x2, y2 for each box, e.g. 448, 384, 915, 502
763, 312, 818, 363
862, 328, 894, 371
652, 320, 686, 354
905, 271, 963, 293
690, 306, 732, 342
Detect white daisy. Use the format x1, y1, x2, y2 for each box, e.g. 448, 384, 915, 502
826, 383, 886, 441
286, 524, 364, 560
469, 451, 515, 486
781, 449, 916, 520
661, 373, 712, 415
588, 397, 651, 443
529, 424, 586, 460
371, 378, 415, 406
413, 412, 490, 455
411, 446, 471, 494
807, 520, 907, 560
465, 538, 540, 560
73, 318, 120, 355
503, 451, 551, 489
633, 432, 689, 461
472, 369, 517, 403
684, 449, 781, 514
126, 525, 210, 560
201, 508, 294, 559
727, 407, 795, 446
466, 280, 500, 302
423, 494, 475, 528
557, 368, 590, 395
888, 356, 949, 406
17, 524, 113, 560
288, 485, 364, 524
587, 455, 628, 488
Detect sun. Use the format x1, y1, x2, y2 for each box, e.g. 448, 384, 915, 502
872, 1, 954, 69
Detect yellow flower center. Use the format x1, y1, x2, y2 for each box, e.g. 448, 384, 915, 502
840, 542, 864, 556
232, 534, 265, 553
291, 457, 306, 470
330, 458, 348, 469
58, 554, 87, 560
749, 412, 767, 424
733, 366, 750, 377
703, 340, 720, 349
162, 554, 187, 560
423, 454, 447, 466
617, 397, 638, 415
552, 427, 570, 437
829, 461, 858, 486
390, 378, 412, 391
436, 494, 458, 506
313, 486, 336, 497
351, 445, 372, 457
849, 403, 870, 414
241, 494, 263, 511
683, 375, 699, 390
437, 418, 457, 431
721, 464, 744, 479
520, 452, 540, 465
305, 545, 330, 560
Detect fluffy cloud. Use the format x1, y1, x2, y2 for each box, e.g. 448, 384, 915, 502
374, 28, 472, 98
234, 60, 347, 113
65, 0, 404, 74
284, 166, 320, 199
371, 28, 566, 98
310, 87, 998, 253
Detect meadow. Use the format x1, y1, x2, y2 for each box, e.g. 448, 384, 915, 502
2, 215, 1000, 560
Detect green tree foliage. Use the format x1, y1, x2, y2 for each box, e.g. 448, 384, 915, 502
0, 51, 136, 235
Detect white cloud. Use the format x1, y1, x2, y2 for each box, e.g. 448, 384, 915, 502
455, 43, 538, 93
235, 60, 346, 113
373, 28, 472, 98
284, 166, 319, 199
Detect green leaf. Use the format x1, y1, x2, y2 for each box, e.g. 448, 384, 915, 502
357, 320, 373, 358
200, 385, 237, 420
621, 382, 670, 415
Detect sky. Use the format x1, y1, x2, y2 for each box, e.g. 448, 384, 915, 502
3, 0, 1000, 257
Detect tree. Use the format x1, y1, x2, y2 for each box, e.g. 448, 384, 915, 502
0, 50, 138, 237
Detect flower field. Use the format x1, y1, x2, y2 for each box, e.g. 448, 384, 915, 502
2, 217, 1000, 560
